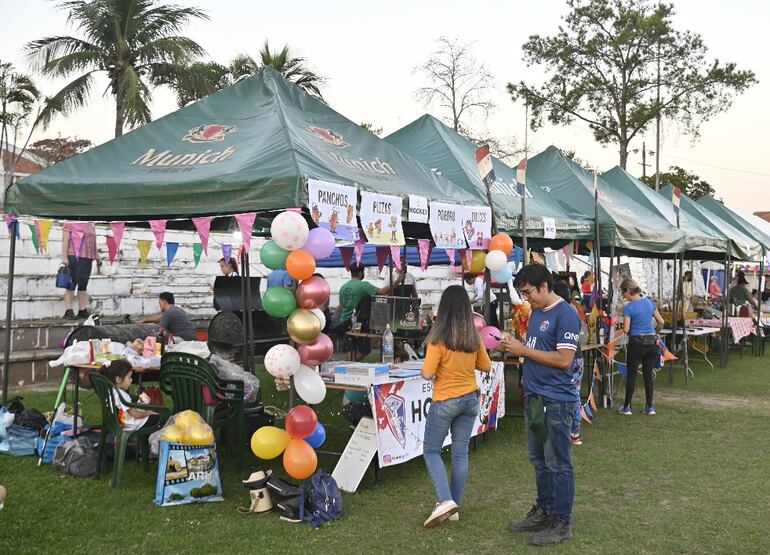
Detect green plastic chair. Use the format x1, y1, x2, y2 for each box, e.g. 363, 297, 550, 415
159, 352, 246, 464
89, 373, 170, 489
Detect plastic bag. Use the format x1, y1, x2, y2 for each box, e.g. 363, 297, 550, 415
209, 354, 259, 402
0, 407, 14, 440
48, 341, 90, 368
166, 341, 210, 359
149, 411, 214, 456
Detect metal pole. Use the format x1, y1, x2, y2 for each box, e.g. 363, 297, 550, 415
721, 252, 730, 368
239, 249, 249, 371
655, 14, 662, 303
2, 219, 17, 404
679, 254, 689, 383
522, 103, 528, 258
755, 248, 765, 357
593, 173, 608, 407
244, 252, 255, 373
669, 253, 678, 385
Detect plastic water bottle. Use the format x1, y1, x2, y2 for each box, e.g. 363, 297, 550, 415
382, 324, 395, 364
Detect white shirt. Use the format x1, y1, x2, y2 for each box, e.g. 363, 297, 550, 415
112, 389, 148, 432
470, 276, 497, 304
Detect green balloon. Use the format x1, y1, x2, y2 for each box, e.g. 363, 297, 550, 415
262, 286, 297, 318
260, 241, 289, 270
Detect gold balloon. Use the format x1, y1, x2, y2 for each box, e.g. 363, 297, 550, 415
287, 308, 322, 344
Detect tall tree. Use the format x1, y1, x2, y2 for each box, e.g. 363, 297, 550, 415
508, 0, 757, 169
639, 165, 714, 199
257, 41, 324, 99
25, 0, 208, 137
414, 37, 495, 134
28, 136, 93, 167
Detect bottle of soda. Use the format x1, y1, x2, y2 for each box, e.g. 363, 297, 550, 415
156, 327, 166, 356
382, 324, 395, 364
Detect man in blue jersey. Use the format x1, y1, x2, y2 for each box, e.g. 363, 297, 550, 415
500, 263, 580, 546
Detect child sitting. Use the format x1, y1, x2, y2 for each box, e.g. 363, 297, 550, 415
102, 360, 159, 431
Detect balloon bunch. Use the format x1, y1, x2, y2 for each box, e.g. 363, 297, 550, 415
261, 211, 337, 404
250, 406, 326, 480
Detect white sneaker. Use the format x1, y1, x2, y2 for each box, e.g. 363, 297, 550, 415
448, 512, 459, 522
424, 500, 458, 528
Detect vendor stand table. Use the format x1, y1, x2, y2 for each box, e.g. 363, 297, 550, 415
344, 330, 428, 361
661, 327, 721, 372
688, 318, 755, 344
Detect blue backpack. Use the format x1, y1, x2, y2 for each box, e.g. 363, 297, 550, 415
299, 469, 343, 528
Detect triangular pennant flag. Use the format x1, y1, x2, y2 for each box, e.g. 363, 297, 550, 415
192, 217, 212, 255
193, 242, 203, 268
136, 239, 152, 267
235, 212, 256, 251
354, 235, 365, 264
106, 236, 118, 264
446, 248, 456, 272
166, 242, 179, 266
418, 239, 431, 271
222, 243, 232, 263
588, 390, 597, 412
661, 349, 678, 362
615, 362, 627, 377
339, 246, 353, 270
593, 360, 602, 381
581, 407, 592, 424
390, 245, 402, 270
26, 223, 39, 253
149, 219, 167, 249
36, 219, 52, 252
375, 246, 389, 273
69, 222, 86, 258
584, 403, 594, 420
109, 222, 125, 252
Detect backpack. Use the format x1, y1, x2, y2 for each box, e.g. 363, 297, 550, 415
53, 436, 97, 477
15, 408, 47, 431
299, 469, 343, 528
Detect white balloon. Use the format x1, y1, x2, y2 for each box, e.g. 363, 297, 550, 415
270, 211, 309, 251
294, 364, 326, 404
264, 344, 301, 378
311, 308, 326, 330
485, 249, 508, 272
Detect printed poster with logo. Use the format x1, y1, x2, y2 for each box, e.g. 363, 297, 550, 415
154, 441, 223, 507
307, 178, 359, 241
370, 362, 504, 468
461, 205, 492, 249
359, 191, 404, 245
428, 201, 467, 249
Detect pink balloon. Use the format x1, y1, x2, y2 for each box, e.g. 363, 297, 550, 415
480, 326, 502, 350
295, 275, 330, 309
297, 333, 334, 366
302, 227, 336, 260
473, 313, 486, 332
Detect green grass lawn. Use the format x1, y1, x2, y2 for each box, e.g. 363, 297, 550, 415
1, 351, 768, 554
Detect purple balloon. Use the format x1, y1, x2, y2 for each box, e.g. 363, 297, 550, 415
302, 228, 335, 260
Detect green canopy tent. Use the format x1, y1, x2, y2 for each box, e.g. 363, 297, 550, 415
384, 115, 594, 244
602, 167, 728, 259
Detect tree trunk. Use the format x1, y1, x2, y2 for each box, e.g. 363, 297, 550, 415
619, 140, 629, 170
114, 98, 124, 138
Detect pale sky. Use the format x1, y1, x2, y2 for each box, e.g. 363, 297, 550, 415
3, 0, 769, 214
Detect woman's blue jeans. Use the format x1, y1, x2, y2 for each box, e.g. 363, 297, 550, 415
422, 389, 480, 505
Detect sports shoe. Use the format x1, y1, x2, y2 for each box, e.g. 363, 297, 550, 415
643, 405, 656, 415
63, 309, 77, 320
424, 500, 458, 528
448, 512, 459, 522
278, 507, 302, 523
528, 516, 573, 546
570, 433, 582, 446
76, 309, 90, 319
508, 505, 551, 533
618, 405, 632, 416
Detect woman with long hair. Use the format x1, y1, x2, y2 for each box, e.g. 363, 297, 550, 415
420, 285, 491, 528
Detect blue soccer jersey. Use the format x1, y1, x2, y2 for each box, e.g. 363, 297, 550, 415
523, 298, 581, 402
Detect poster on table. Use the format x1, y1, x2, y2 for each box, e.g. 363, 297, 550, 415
370, 362, 504, 468
154, 441, 223, 507
428, 201, 467, 249
307, 178, 359, 241
360, 191, 405, 245
461, 205, 492, 249
408, 194, 429, 223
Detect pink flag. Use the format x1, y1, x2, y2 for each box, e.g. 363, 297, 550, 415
69, 222, 87, 258
447, 248, 456, 272
375, 246, 389, 273
109, 222, 125, 252
149, 219, 167, 249
418, 239, 431, 271
235, 212, 256, 251
192, 217, 212, 255
390, 246, 402, 270
106, 235, 118, 264
354, 235, 365, 264
339, 246, 353, 270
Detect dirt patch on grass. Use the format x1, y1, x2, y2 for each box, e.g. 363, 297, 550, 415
657, 392, 766, 409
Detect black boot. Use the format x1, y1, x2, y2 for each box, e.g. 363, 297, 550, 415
528, 516, 573, 546
76, 309, 91, 319
63, 309, 77, 320
508, 505, 551, 533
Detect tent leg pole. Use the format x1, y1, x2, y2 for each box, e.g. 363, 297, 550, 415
240, 250, 249, 371
2, 219, 17, 405
755, 248, 765, 357
669, 253, 678, 385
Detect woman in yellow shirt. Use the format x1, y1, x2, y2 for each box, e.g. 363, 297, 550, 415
421, 285, 492, 528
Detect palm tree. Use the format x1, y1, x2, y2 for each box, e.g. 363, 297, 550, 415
257, 41, 324, 100
25, 0, 208, 137
0, 61, 41, 192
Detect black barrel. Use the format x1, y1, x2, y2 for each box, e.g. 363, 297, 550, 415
65, 324, 160, 347
208, 311, 287, 361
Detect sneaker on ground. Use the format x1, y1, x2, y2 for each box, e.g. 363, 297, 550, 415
63, 309, 77, 320
528, 516, 573, 546
570, 434, 582, 446
424, 500, 458, 528
76, 309, 91, 319
508, 505, 551, 533
278, 507, 302, 523
643, 405, 656, 415
618, 406, 632, 416
448, 512, 459, 522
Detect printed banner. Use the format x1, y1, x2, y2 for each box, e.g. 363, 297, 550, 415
360, 191, 404, 245
308, 178, 358, 241
408, 195, 429, 223
461, 206, 492, 249
371, 362, 504, 467
429, 202, 467, 249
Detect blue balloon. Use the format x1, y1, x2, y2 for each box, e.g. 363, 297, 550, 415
491, 266, 513, 283
305, 421, 326, 448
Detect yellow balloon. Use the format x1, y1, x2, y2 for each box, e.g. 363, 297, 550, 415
287, 308, 322, 344
461, 250, 487, 274
250, 426, 291, 460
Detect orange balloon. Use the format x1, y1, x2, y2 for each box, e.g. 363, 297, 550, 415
286, 249, 316, 281
282, 438, 318, 479
488, 233, 513, 256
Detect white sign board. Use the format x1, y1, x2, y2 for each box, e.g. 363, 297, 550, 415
360, 191, 404, 245
408, 195, 429, 223
543, 217, 557, 240
429, 201, 467, 249
461, 205, 492, 249
331, 417, 378, 493
308, 178, 358, 241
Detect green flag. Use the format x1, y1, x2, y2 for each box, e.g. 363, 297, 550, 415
27, 223, 39, 253
193, 242, 203, 268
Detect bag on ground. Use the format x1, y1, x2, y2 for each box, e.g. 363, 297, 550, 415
15, 408, 47, 431
36, 421, 73, 464
154, 440, 223, 507
299, 469, 343, 528
0, 424, 40, 456
53, 436, 97, 477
